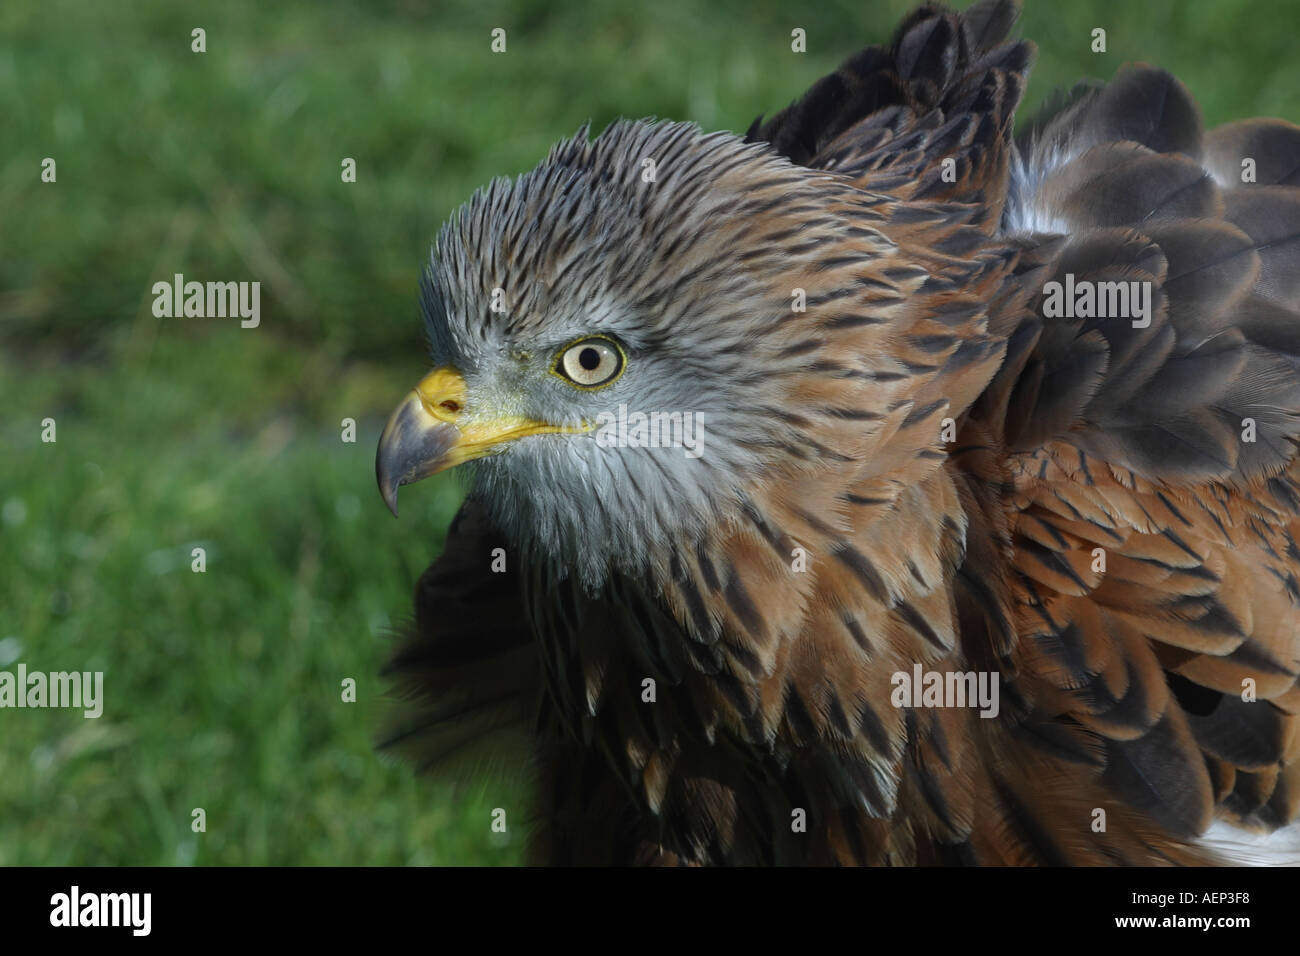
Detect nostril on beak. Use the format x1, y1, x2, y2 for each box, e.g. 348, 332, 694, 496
418, 391, 464, 423
413, 365, 470, 424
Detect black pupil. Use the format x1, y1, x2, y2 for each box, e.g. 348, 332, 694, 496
578, 347, 601, 371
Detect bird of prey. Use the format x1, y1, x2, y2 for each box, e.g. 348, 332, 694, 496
375, 0, 1300, 865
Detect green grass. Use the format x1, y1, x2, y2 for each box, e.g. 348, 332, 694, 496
2, 0, 1298, 865
0, 333, 527, 864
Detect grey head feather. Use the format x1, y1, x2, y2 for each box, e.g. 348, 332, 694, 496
420, 119, 857, 588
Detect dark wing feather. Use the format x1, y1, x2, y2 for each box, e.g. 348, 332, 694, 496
748, 0, 1032, 227
994, 62, 1300, 840
378, 497, 539, 783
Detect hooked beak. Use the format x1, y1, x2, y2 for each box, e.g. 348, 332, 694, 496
375, 366, 585, 517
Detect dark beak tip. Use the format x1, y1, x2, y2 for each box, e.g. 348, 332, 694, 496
376, 457, 402, 518
376, 398, 460, 518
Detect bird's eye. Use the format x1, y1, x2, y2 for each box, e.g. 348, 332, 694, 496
554, 337, 624, 388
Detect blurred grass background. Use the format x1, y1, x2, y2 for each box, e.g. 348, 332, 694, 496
2, 0, 1297, 865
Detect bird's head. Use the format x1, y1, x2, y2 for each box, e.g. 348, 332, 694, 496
377, 120, 936, 588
